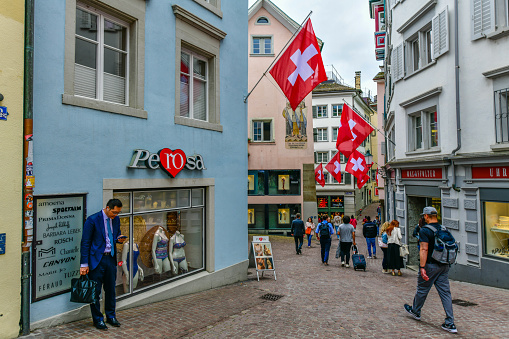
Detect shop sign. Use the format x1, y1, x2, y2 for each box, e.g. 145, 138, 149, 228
317, 197, 328, 208
472, 166, 509, 179
331, 196, 344, 208
128, 149, 206, 177
32, 194, 86, 301
401, 168, 442, 179
0, 106, 8, 121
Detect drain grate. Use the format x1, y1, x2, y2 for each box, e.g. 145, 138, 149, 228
260, 293, 284, 301
452, 299, 477, 307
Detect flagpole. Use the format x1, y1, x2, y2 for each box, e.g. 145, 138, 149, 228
243, 10, 313, 103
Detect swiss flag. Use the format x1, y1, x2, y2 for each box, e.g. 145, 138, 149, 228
336, 104, 374, 158
315, 163, 325, 187
357, 174, 370, 189
345, 150, 369, 182
269, 19, 327, 111
325, 152, 343, 184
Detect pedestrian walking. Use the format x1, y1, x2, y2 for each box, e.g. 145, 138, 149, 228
377, 205, 381, 219
378, 221, 390, 273
305, 217, 315, 248
404, 207, 458, 334
335, 216, 356, 268
350, 215, 357, 229
386, 219, 404, 276
290, 213, 305, 255
333, 212, 342, 240
362, 216, 378, 259
80, 199, 127, 330
318, 216, 334, 265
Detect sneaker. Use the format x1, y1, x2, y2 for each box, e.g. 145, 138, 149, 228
373, 255, 377, 259
345, 264, 350, 268
404, 304, 421, 321
341, 261, 345, 267
367, 256, 372, 259
441, 323, 458, 333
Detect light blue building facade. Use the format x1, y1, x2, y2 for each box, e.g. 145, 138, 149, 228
31, 0, 248, 327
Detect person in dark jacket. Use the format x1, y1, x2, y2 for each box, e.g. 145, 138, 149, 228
362, 216, 378, 258
291, 213, 305, 254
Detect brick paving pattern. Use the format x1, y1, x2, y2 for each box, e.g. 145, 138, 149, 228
24, 204, 509, 338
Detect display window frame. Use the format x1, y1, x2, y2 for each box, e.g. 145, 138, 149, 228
113, 187, 206, 298
482, 200, 509, 261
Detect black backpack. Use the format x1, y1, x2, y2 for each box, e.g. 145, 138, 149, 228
424, 224, 458, 265
319, 222, 330, 237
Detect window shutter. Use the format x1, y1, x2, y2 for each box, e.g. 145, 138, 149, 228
345, 173, 351, 185
314, 152, 318, 163
392, 43, 404, 82
312, 106, 317, 118
381, 142, 386, 155
432, 7, 450, 59
313, 128, 317, 142
471, 0, 495, 40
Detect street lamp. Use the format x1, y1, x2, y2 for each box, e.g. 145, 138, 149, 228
365, 150, 373, 167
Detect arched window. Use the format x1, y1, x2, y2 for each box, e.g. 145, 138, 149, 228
256, 16, 269, 24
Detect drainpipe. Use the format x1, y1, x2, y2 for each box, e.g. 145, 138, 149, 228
21, 0, 35, 335
450, 0, 461, 192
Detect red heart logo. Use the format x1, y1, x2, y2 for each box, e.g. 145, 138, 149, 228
259, 238, 263, 241
158, 148, 187, 178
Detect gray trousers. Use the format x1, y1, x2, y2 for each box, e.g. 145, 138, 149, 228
412, 262, 454, 325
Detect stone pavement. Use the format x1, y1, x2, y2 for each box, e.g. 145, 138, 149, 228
24, 204, 509, 338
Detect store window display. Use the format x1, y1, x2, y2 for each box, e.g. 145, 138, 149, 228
484, 202, 509, 259
152, 226, 176, 274
121, 242, 143, 293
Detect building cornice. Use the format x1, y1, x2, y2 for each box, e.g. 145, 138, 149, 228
172, 5, 227, 41
397, 0, 437, 34
482, 65, 509, 79
399, 87, 442, 108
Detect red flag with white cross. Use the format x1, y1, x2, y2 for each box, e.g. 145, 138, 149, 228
345, 150, 369, 182
357, 174, 370, 189
269, 19, 327, 111
325, 152, 343, 184
315, 163, 325, 187
336, 104, 374, 158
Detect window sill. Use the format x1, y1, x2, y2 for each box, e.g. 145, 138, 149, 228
403, 60, 437, 81
405, 147, 441, 156
249, 141, 275, 144
175, 116, 223, 132
62, 94, 147, 119
487, 26, 509, 40
490, 143, 509, 151
249, 53, 275, 57
192, 0, 223, 18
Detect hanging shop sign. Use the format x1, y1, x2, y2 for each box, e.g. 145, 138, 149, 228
0, 106, 8, 121
472, 166, 509, 179
401, 168, 442, 179
32, 194, 86, 301
128, 149, 206, 177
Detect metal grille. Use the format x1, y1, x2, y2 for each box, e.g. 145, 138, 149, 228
260, 293, 284, 301
452, 299, 477, 307
494, 88, 509, 143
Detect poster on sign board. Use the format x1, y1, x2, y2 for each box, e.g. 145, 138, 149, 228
250, 236, 276, 281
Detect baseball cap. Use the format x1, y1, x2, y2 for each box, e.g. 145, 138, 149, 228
421, 206, 437, 216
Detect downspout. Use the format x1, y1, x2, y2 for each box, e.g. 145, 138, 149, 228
21, 0, 34, 335
450, 0, 461, 192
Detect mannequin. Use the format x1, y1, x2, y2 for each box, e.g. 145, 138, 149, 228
151, 226, 176, 274
121, 242, 144, 293
169, 230, 188, 274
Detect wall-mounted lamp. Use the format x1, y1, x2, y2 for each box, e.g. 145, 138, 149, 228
0, 93, 4, 101
364, 150, 373, 167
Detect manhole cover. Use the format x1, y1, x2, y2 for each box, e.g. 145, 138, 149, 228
260, 293, 284, 301
452, 299, 477, 307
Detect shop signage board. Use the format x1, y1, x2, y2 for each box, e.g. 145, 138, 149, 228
0, 106, 8, 120
128, 149, 206, 177
472, 166, 509, 179
32, 194, 86, 301
250, 236, 276, 281
401, 168, 442, 179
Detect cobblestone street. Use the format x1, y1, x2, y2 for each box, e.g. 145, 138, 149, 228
25, 206, 509, 338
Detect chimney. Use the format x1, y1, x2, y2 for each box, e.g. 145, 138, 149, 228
355, 71, 361, 90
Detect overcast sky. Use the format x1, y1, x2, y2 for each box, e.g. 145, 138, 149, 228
248, 0, 382, 98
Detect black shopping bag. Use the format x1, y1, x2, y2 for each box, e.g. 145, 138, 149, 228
70, 275, 97, 303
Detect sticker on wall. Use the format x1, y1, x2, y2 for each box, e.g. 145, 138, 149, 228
25, 193, 33, 209
25, 176, 35, 188
26, 162, 33, 176
0, 106, 8, 121
25, 218, 33, 229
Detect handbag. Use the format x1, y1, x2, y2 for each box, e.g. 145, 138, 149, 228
378, 236, 388, 248
399, 244, 409, 257
70, 275, 97, 304
305, 226, 311, 235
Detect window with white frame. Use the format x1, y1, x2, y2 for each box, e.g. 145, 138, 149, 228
471, 0, 509, 40
408, 106, 439, 151
312, 105, 328, 118
192, 0, 222, 18
180, 49, 208, 121
332, 127, 338, 141
388, 127, 395, 160
251, 36, 272, 55
315, 151, 329, 163
495, 87, 509, 143
332, 104, 343, 117
406, 25, 434, 75
316, 128, 328, 142
256, 16, 270, 24
252, 120, 272, 142
323, 172, 329, 184
74, 6, 128, 105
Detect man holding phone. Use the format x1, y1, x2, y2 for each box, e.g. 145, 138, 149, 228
80, 199, 127, 330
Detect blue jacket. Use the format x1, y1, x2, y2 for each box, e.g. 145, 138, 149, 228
80, 210, 121, 270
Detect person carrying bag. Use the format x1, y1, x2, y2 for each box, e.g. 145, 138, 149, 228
386, 220, 404, 276
70, 275, 97, 304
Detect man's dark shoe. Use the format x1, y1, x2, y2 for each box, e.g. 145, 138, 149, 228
404, 304, 421, 321
106, 317, 121, 327
94, 320, 108, 330
441, 323, 458, 333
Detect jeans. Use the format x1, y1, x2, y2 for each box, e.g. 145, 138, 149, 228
366, 237, 376, 256
294, 236, 303, 253
320, 236, 331, 263
339, 242, 352, 264
307, 234, 313, 247
412, 263, 454, 325
381, 247, 388, 269
335, 226, 340, 239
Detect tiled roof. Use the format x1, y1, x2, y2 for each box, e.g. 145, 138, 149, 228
373, 71, 384, 81
312, 82, 357, 93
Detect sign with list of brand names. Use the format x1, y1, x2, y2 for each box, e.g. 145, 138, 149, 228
32, 194, 86, 301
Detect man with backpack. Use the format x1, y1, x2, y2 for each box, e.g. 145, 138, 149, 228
404, 207, 458, 334
362, 216, 378, 259
318, 216, 334, 265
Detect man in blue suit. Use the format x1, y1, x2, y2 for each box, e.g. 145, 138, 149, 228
80, 199, 127, 330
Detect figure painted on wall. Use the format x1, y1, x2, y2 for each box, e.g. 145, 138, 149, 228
282, 101, 307, 148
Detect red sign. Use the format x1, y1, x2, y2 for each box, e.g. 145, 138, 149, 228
375, 188, 379, 196
401, 168, 442, 179
472, 166, 509, 179
158, 148, 187, 178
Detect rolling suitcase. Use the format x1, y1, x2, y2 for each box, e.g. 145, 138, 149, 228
351, 245, 366, 271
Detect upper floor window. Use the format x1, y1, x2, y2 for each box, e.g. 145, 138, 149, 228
313, 105, 327, 118
75, 7, 129, 105
192, 0, 222, 18
495, 87, 509, 143
332, 127, 338, 141
252, 36, 273, 55
252, 120, 272, 142
408, 107, 439, 151
332, 104, 343, 117
315, 151, 329, 163
180, 50, 208, 121
316, 128, 328, 142
256, 16, 270, 24
471, 0, 509, 40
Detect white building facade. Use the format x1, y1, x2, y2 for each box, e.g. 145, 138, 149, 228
384, 0, 509, 288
